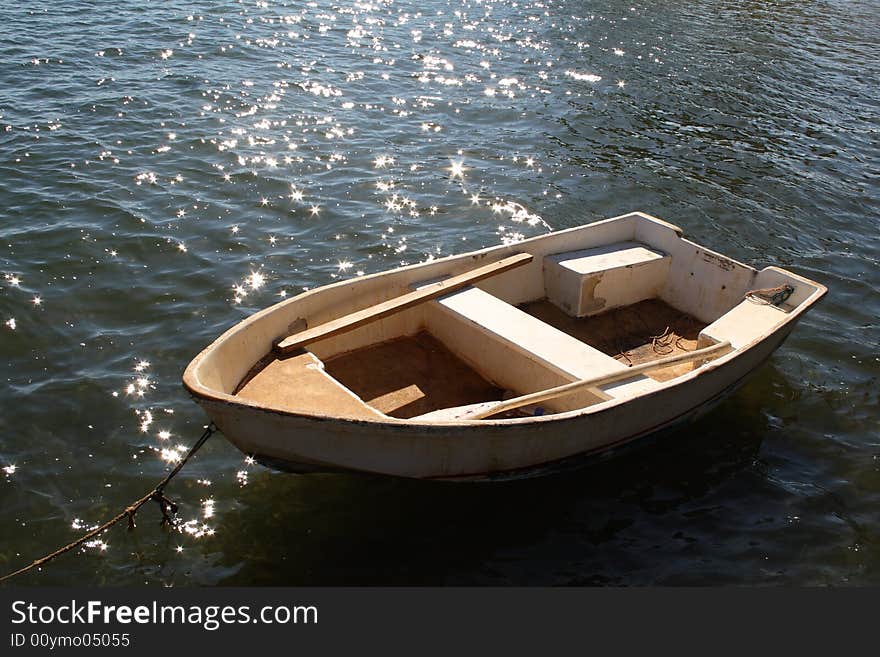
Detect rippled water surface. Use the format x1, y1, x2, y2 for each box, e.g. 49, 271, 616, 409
1, 0, 877, 585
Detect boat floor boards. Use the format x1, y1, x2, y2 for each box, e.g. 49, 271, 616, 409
519, 298, 707, 382
324, 331, 506, 419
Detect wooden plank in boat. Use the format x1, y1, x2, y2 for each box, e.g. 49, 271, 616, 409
275, 252, 533, 355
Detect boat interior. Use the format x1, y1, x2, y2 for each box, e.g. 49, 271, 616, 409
207, 213, 823, 422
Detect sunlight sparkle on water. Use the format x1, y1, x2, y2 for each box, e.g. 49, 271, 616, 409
565, 70, 602, 83
374, 155, 394, 168
160, 448, 182, 464
71, 518, 97, 531
138, 409, 154, 433
84, 540, 109, 553
448, 160, 466, 179
247, 270, 266, 290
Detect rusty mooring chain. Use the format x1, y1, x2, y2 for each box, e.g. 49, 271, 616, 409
0, 422, 217, 584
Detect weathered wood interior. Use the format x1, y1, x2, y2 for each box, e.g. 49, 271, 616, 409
225, 217, 819, 422
234, 242, 714, 419
235, 296, 709, 421
323, 331, 505, 419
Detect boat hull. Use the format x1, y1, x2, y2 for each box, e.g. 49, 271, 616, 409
192, 324, 793, 480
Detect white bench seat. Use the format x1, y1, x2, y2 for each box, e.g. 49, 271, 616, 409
544, 241, 670, 317
428, 285, 661, 403
698, 298, 788, 350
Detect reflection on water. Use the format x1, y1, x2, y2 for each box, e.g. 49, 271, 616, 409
216, 405, 768, 586
0, 0, 877, 585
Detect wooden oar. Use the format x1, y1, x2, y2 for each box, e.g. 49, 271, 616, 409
275, 252, 533, 355
414, 340, 732, 422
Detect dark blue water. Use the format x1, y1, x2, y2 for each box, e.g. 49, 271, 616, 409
0, 0, 877, 585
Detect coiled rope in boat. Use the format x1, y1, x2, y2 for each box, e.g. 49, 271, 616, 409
0, 423, 216, 584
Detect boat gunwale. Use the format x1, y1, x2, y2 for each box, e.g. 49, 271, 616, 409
182, 212, 828, 430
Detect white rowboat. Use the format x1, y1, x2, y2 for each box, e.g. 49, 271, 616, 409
183, 212, 826, 480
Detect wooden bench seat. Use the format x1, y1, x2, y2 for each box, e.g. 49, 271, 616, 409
426, 285, 661, 403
